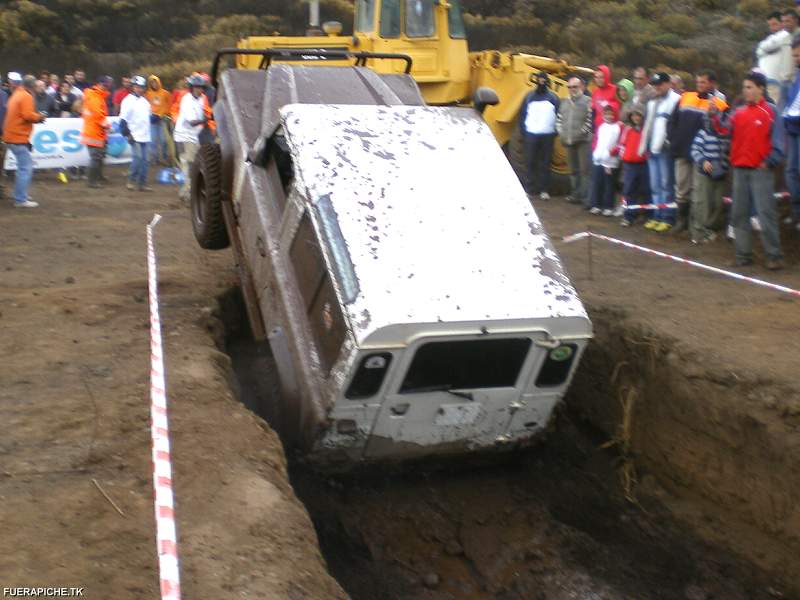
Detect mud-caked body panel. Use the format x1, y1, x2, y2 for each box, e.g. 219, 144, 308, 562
209, 64, 591, 463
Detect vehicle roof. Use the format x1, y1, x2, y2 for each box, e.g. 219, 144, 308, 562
281, 104, 588, 346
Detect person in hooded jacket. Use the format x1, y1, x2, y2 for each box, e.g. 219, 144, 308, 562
81, 75, 113, 188
591, 65, 620, 143
617, 78, 635, 123
518, 71, 560, 201
146, 75, 171, 165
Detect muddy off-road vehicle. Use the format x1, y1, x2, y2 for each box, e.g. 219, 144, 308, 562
189, 49, 592, 466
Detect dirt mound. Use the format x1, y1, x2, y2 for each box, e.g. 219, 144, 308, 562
0, 171, 346, 599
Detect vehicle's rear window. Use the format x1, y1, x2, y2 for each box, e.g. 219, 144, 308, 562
399, 338, 531, 393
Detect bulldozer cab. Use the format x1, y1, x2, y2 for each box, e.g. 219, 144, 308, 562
238, 0, 471, 105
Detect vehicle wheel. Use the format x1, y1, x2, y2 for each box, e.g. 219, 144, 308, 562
190, 143, 230, 250
505, 126, 571, 197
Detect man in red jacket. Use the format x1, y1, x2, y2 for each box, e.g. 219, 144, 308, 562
712, 72, 784, 269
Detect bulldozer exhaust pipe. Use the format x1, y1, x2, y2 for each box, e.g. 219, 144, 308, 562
309, 0, 320, 28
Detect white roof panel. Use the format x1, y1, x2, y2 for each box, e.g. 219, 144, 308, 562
281, 104, 588, 345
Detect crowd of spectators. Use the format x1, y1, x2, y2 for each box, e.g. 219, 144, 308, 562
0, 68, 214, 207
524, 7, 800, 271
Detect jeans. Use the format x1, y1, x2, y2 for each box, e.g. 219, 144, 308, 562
150, 119, 168, 163
524, 133, 555, 195
129, 141, 149, 187
622, 161, 650, 222
565, 141, 591, 205
8, 143, 33, 203
785, 133, 800, 220
731, 167, 782, 261
590, 164, 616, 210
647, 153, 675, 222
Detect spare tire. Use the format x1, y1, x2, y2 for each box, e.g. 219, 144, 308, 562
190, 143, 230, 250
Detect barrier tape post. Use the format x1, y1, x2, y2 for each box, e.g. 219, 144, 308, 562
561, 230, 800, 298
587, 225, 594, 281
147, 214, 182, 600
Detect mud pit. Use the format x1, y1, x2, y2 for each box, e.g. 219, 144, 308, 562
221, 289, 791, 600
2, 172, 798, 599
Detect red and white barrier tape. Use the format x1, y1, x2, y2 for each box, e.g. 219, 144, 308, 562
561, 230, 800, 298
147, 214, 182, 600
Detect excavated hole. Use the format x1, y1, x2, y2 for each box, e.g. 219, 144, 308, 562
215, 287, 776, 600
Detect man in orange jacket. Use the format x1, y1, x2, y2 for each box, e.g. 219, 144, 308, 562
2, 74, 46, 207
81, 75, 113, 188
146, 75, 171, 165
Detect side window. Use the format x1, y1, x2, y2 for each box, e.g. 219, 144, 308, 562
289, 213, 346, 374
380, 0, 401, 38
405, 0, 435, 38
447, 0, 467, 39
355, 0, 376, 33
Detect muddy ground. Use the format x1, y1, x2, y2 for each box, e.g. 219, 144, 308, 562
1, 170, 798, 599
0, 169, 346, 599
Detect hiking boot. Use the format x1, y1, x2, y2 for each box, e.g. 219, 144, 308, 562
765, 258, 784, 270
654, 221, 672, 233
138, 185, 154, 192
539, 192, 551, 201
14, 199, 39, 208
126, 182, 136, 191
589, 207, 601, 215
727, 257, 753, 267
601, 209, 614, 217
644, 219, 658, 230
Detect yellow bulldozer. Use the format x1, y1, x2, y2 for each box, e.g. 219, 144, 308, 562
234, 0, 595, 185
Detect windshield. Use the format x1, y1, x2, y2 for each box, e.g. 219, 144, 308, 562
381, 0, 401, 38
405, 0, 435, 38
355, 0, 376, 33
448, 0, 466, 39
400, 338, 532, 393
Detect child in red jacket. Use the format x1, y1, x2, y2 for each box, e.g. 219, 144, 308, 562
615, 104, 650, 226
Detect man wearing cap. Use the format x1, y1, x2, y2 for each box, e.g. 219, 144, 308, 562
81, 76, 113, 188
119, 75, 153, 192
639, 72, 681, 232
556, 76, 592, 206
174, 74, 208, 201
519, 71, 560, 202
2, 75, 46, 208
711, 72, 784, 269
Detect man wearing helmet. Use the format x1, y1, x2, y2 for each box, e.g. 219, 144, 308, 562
119, 75, 154, 192
173, 74, 208, 201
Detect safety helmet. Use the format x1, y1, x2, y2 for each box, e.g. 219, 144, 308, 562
131, 75, 147, 87
187, 74, 206, 87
